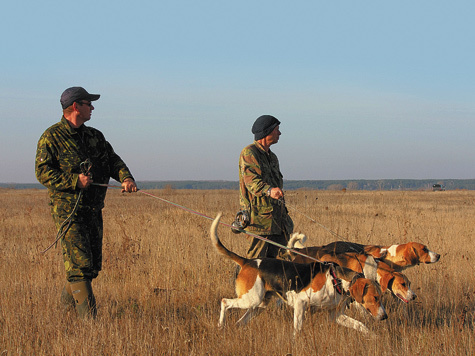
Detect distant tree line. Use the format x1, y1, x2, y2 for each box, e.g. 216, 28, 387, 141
283, 179, 475, 191
3, 179, 474, 190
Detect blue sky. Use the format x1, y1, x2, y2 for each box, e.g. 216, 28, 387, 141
1, 1, 474, 183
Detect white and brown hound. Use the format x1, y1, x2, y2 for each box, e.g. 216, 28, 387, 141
287, 234, 440, 272
285, 239, 416, 304
210, 213, 387, 335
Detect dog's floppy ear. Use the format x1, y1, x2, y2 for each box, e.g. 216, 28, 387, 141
349, 278, 368, 304
378, 272, 393, 293
408, 243, 420, 265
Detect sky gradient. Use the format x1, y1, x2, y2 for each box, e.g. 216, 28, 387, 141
1, 1, 474, 183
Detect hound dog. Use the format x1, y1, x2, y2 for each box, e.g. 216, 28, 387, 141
210, 213, 387, 335
287, 234, 440, 272
285, 239, 416, 304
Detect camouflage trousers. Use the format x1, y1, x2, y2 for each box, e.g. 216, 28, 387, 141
246, 234, 289, 260
52, 210, 103, 282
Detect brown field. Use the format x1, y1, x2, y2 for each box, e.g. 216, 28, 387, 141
1, 188, 474, 355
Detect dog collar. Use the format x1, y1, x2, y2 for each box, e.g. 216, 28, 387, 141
329, 265, 343, 295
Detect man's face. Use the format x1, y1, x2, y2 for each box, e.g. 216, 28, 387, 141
267, 125, 281, 145
76, 100, 94, 122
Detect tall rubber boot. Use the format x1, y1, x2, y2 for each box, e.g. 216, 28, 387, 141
70, 280, 97, 319
60, 281, 76, 310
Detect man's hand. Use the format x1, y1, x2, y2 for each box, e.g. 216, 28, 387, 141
121, 178, 138, 193
77, 173, 92, 189
268, 187, 284, 200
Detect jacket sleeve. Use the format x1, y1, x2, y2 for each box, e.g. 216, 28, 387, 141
239, 147, 271, 197
35, 134, 79, 191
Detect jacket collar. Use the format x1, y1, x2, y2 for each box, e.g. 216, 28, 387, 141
253, 140, 272, 155
61, 116, 92, 137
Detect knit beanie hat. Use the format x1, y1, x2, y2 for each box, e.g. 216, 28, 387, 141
251, 115, 281, 140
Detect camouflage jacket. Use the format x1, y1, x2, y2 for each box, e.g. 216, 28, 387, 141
35, 116, 134, 215
239, 141, 293, 236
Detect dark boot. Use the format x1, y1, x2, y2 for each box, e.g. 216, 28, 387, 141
70, 280, 97, 319
60, 281, 75, 310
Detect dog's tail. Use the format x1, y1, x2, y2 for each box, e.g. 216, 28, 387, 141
287, 232, 307, 249
210, 212, 246, 267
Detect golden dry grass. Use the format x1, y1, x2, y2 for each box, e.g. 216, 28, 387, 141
0, 188, 474, 355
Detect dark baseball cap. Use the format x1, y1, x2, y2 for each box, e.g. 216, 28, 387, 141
60, 87, 100, 109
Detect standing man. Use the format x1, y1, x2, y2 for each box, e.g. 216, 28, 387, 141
35, 86, 138, 319
238, 115, 293, 259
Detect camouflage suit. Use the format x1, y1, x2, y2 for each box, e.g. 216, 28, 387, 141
239, 141, 293, 258
35, 116, 134, 282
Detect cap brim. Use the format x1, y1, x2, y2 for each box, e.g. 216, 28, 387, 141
88, 94, 100, 101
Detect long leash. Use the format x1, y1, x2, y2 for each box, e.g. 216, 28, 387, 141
41, 190, 83, 253
41, 160, 93, 254
139, 185, 322, 263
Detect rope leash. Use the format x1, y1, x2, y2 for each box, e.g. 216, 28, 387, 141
41, 160, 93, 254
93, 184, 365, 265
41, 190, 83, 253
84, 183, 321, 263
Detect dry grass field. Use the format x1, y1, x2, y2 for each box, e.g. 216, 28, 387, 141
0, 188, 474, 355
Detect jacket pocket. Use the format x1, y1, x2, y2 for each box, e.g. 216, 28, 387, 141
58, 153, 82, 175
